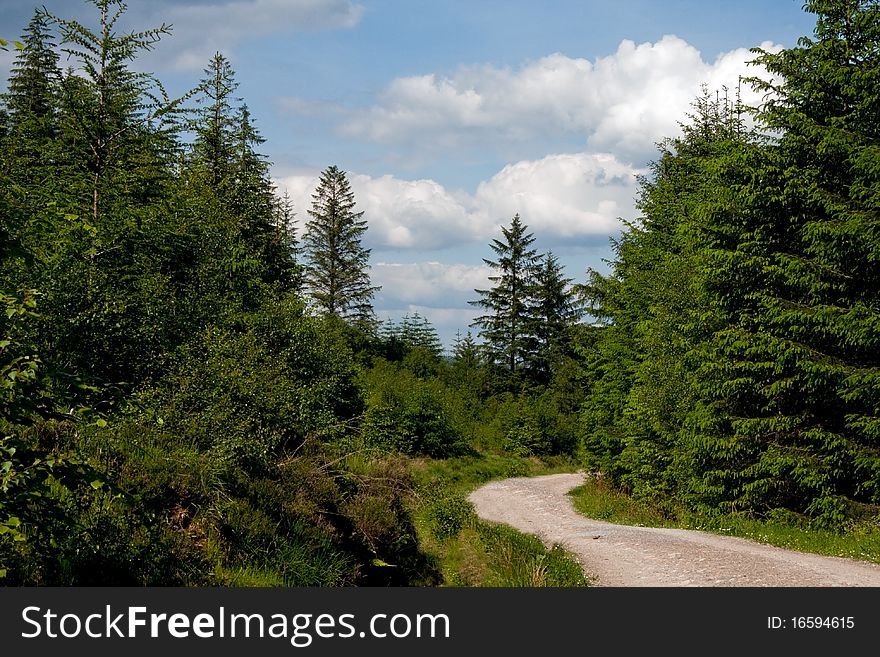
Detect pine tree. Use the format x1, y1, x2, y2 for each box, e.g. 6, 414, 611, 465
49, 0, 180, 220
230, 103, 298, 293
687, 0, 880, 525
469, 214, 540, 385
528, 251, 580, 383
3, 10, 59, 146
302, 165, 379, 326
578, 89, 752, 501
452, 330, 480, 369
191, 52, 239, 187
399, 312, 443, 357
1, 12, 61, 279
274, 190, 302, 292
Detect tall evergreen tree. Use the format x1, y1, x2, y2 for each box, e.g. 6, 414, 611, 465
50, 0, 178, 220
470, 214, 540, 385
578, 89, 752, 501
686, 0, 880, 524
302, 165, 379, 326
528, 251, 580, 383
274, 190, 302, 292
452, 330, 480, 369
399, 312, 443, 358
191, 52, 238, 187
3, 10, 59, 144
1, 11, 61, 275
580, 1, 880, 527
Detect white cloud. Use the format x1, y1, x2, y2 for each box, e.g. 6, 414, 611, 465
373, 262, 493, 308
350, 175, 479, 249
277, 151, 640, 251
472, 152, 637, 239
142, 0, 364, 71
344, 35, 781, 163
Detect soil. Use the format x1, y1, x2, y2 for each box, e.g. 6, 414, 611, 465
468, 472, 880, 586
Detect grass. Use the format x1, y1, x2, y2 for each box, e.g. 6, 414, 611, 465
408, 453, 590, 587
569, 476, 880, 564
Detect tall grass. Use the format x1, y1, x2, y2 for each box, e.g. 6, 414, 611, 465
569, 477, 880, 563
409, 454, 590, 587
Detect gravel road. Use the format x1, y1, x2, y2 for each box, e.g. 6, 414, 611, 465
468, 472, 880, 586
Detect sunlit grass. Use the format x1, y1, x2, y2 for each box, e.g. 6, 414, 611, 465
409, 453, 589, 586
569, 477, 880, 563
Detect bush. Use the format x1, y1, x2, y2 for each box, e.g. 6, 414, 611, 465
360, 361, 470, 458
425, 496, 474, 540
494, 392, 578, 457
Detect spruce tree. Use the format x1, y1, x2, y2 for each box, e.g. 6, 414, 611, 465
688, 0, 880, 524
302, 165, 379, 326
1, 11, 60, 278
470, 214, 540, 386
191, 52, 239, 187
578, 90, 751, 500
529, 251, 580, 383
3, 10, 59, 147
451, 330, 481, 372
399, 312, 443, 358
49, 0, 178, 220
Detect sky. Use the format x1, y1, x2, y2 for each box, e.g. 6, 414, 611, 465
0, 0, 818, 349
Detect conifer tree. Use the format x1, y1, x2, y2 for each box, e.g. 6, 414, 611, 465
578, 89, 751, 500
3, 10, 59, 146
1, 11, 60, 276
528, 251, 580, 383
302, 165, 379, 326
274, 190, 302, 292
399, 312, 443, 358
191, 52, 239, 187
687, 0, 880, 524
50, 0, 179, 220
470, 214, 540, 385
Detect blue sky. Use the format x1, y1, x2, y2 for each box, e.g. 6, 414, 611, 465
1, 0, 817, 348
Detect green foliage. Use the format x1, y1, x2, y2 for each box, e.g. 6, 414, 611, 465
471, 217, 582, 392
580, 1, 880, 530
0, 1, 437, 586
474, 522, 589, 587
360, 360, 470, 458
470, 214, 541, 386
0, 292, 118, 582
303, 165, 379, 327
134, 300, 361, 473
410, 455, 588, 587
570, 477, 880, 563
425, 495, 473, 540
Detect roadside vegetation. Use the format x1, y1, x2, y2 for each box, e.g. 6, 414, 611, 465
2, 0, 878, 586
410, 455, 589, 586
570, 478, 880, 564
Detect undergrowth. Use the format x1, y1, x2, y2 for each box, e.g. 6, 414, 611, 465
569, 476, 880, 563
408, 454, 590, 587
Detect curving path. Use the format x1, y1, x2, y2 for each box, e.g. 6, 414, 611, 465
468, 472, 880, 587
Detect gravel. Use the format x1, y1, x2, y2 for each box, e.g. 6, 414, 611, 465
468, 472, 880, 587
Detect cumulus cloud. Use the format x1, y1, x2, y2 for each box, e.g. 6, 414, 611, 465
350, 175, 479, 249
373, 262, 493, 308
140, 0, 364, 71
277, 151, 641, 251
343, 35, 781, 163
472, 152, 637, 239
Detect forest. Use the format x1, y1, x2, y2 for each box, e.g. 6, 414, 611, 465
1, 0, 878, 586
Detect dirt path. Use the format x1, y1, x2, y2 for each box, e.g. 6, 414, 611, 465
468, 472, 880, 586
